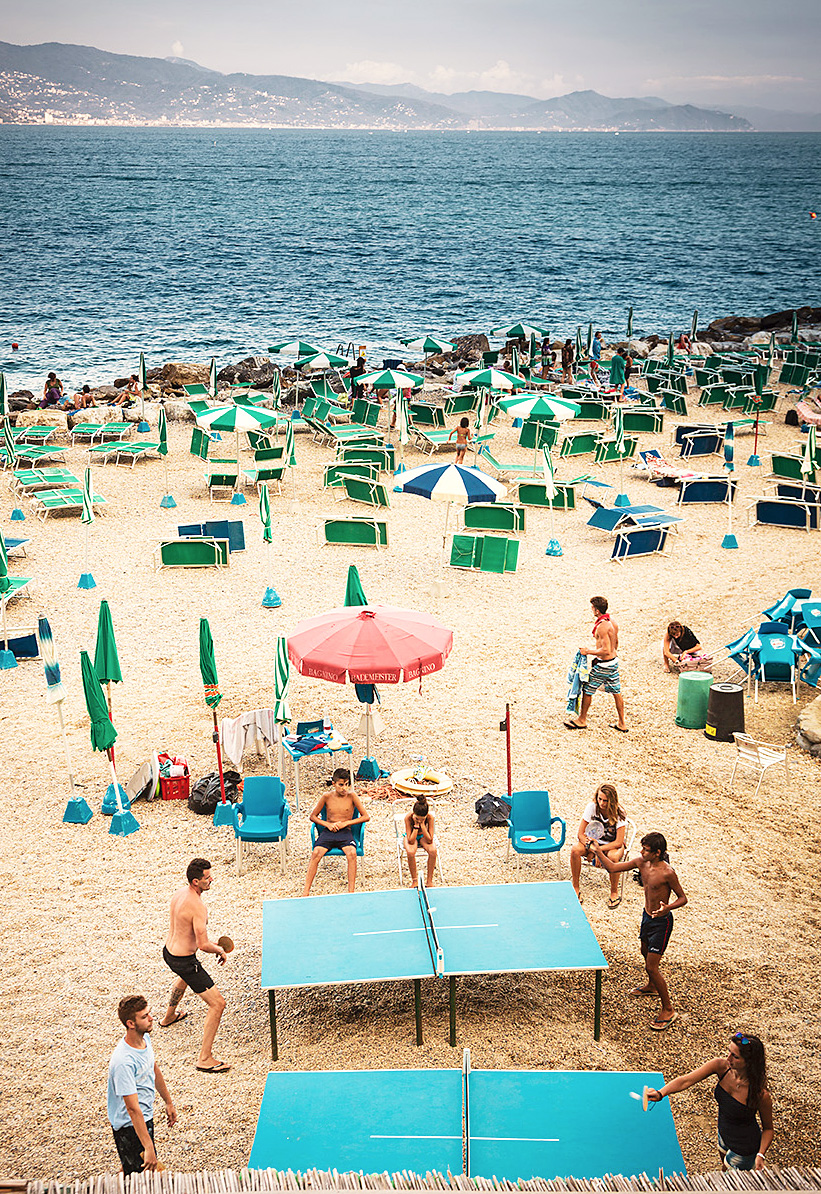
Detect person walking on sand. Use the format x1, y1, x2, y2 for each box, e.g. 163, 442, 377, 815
107, 995, 177, 1175
564, 596, 627, 732
608, 348, 627, 399
589, 331, 602, 385
161, 857, 230, 1074
561, 339, 575, 384
448, 417, 472, 464
590, 831, 687, 1030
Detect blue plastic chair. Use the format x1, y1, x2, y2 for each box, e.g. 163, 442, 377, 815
752, 632, 801, 703
800, 602, 821, 648
762, 588, 811, 631
310, 807, 366, 876
505, 790, 566, 873
232, 776, 290, 875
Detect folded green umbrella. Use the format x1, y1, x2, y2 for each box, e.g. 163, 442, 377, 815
80, 649, 117, 753
344, 564, 367, 607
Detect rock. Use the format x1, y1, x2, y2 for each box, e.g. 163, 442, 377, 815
454, 334, 490, 361
760, 305, 821, 332
217, 356, 277, 387
797, 694, 821, 745
65, 409, 125, 428
155, 362, 209, 387
16, 410, 70, 431
163, 401, 196, 423
9, 390, 37, 412
627, 339, 649, 358
691, 341, 713, 357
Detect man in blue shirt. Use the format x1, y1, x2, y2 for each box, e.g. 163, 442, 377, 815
107, 995, 177, 1174
590, 331, 602, 384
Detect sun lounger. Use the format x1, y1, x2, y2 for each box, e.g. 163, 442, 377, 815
463, 503, 526, 534
2, 625, 40, 659
30, 488, 107, 519
587, 503, 670, 533
769, 454, 816, 484
593, 437, 638, 465
178, 521, 245, 552
12, 468, 79, 494
516, 482, 576, 510
444, 392, 480, 416
620, 408, 664, 434
747, 497, 820, 532
678, 476, 737, 504
449, 533, 519, 573
324, 462, 381, 489
518, 420, 559, 451
3, 536, 30, 558
479, 446, 542, 479
0, 574, 33, 602
204, 459, 239, 501
70, 421, 131, 445
242, 446, 287, 491
559, 432, 599, 458
1, 444, 67, 468
413, 427, 454, 455
337, 444, 396, 472
659, 391, 688, 416
351, 399, 381, 428
13, 426, 56, 444
409, 403, 446, 428
340, 475, 391, 508
153, 537, 230, 569
322, 517, 388, 549
88, 441, 160, 466
611, 526, 671, 562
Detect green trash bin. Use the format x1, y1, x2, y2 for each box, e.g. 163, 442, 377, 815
674, 671, 714, 729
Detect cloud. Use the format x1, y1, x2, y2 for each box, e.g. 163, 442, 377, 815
336, 60, 411, 85
337, 58, 580, 98
171, 40, 184, 58
646, 74, 805, 89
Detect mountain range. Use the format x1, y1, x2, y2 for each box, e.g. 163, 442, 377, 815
0, 40, 812, 131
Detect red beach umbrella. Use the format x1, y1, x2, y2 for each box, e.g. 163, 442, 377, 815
287, 604, 453, 686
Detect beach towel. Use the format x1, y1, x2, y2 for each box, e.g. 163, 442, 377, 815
220, 708, 279, 769
566, 650, 591, 715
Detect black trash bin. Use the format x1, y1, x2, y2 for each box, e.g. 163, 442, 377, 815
704, 682, 745, 742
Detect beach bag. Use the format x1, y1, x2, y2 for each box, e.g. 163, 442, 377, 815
188, 769, 242, 815
475, 793, 511, 828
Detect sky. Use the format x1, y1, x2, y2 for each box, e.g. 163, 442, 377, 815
3, 0, 820, 112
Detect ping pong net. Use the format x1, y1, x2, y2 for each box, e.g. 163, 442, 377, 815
417, 875, 445, 976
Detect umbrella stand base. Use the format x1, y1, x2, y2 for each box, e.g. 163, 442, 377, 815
746, 454, 761, 467
0, 648, 17, 670
213, 801, 235, 827
110, 810, 140, 837
545, 539, 563, 557
102, 783, 131, 816
356, 756, 385, 782
614, 493, 631, 507
63, 796, 93, 824
430, 578, 446, 598
262, 587, 282, 608
137, 421, 151, 433
78, 572, 96, 590
721, 533, 739, 550
11, 507, 25, 521
160, 494, 177, 508
230, 492, 247, 506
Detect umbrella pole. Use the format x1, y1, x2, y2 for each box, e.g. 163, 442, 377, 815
106, 749, 125, 814
105, 680, 115, 769
504, 702, 512, 803
2, 595, 9, 653
365, 704, 372, 757
212, 710, 228, 804
442, 501, 451, 550
55, 699, 76, 795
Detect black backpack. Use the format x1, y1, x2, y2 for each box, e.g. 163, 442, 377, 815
475, 792, 511, 828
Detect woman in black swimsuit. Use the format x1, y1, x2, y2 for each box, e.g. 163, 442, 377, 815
647, 1030, 774, 1170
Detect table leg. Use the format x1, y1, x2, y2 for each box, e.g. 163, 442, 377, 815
449, 975, 457, 1046
293, 758, 300, 812
414, 978, 422, 1045
269, 989, 278, 1060
594, 969, 602, 1041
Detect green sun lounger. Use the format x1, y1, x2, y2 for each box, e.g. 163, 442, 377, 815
698, 384, 728, 406
559, 432, 598, 458
340, 475, 391, 508
659, 391, 688, 416
516, 482, 576, 510
594, 437, 639, 465
204, 459, 239, 501
479, 446, 542, 479
518, 420, 559, 451
12, 467, 79, 494
154, 537, 230, 569
769, 454, 816, 484
449, 533, 519, 573
444, 392, 480, 416
413, 427, 454, 455
30, 488, 107, 518
70, 421, 131, 445
322, 517, 388, 549
2, 444, 67, 467
463, 503, 526, 534
88, 441, 160, 466
0, 575, 32, 602
13, 426, 57, 444
409, 403, 446, 429
620, 408, 664, 434
351, 399, 381, 428
324, 462, 382, 489
336, 444, 396, 472
242, 446, 287, 490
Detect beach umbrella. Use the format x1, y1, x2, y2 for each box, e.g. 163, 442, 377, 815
586, 322, 594, 356
455, 367, 526, 392
393, 461, 507, 548
511, 346, 520, 380
0, 535, 16, 669
665, 333, 675, 368
3, 417, 24, 520
269, 339, 325, 356
358, 368, 423, 390
722, 422, 738, 549
80, 649, 138, 835
294, 351, 350, 370
78, 467, 96, 589
342, 565, 380, 766
209, 357, 218, 399
344, 564, 367, 608
747, 365, 767, 466
613, 406, 630, 507
801, 424, 818, 490
691, 310, 699, 344
768, 333, 776, 371
542, 445, 562, 557
395, 386, 410, 470
273, 634, 291, 777
272, 369, 282, 406
491, 323, 549, 340
157, 403, 176, 508
791, 310, 799, 344
0, 373, 6, 418
284, 414, 297, 500
499, 393, 580, 423
400, 334, 455, 355
626, 307, 634, 340
136, 351, 150, 429
259, 482, 280, 608
195, 402, 281, 504
199, 617, 232, 825
40, 615, 90, 821
94, 599, 122, 747
575, 325, 585, 362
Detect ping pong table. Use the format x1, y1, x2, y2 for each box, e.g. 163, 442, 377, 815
249, 1051, 686, 1180
261, 879, 608, 1058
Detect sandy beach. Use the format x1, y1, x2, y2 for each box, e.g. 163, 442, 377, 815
2, 367, 820, 1181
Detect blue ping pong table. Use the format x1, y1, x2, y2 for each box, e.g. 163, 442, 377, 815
249, 1053, 686, 1180
261, 879, 607, 1058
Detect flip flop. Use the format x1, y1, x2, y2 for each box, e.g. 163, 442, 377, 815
196, 1062, 231, 1073
630, 986, 657, 997
607, 895, 622, 909
159, 1010, 188, 1028
650, 1012, 679, 1031
611, 724, 629, 733
563, 721, 587, 730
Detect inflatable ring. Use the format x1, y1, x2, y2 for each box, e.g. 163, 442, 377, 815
390, 767, 453, 797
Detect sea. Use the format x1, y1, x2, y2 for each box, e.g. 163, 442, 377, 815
1, 126, 819, 394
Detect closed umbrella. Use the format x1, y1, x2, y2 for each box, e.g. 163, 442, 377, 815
344, 564, 367, 607
3, 417, 24, 520
272, 369, 282, 406
40, 616, 90, 821
543, 444, 562, 557
136, 351, 149, 428
747, 365, 767, 466
0, 372, 6, 418
0, 535, 16, 669
613, 406, 630, 507
722, 422, 738, 549
209, 357, 218, 399
260, 482, 280, 608
94, 599, 126, 812
80, 649, 138, 835
791, 310, 799, 344
691, 310, 699, 344
665, 332, 675, 368
626, 307, 634, 340
284, 415, 297, 500
158, 403, 176, 508
586, 322, 594, 357
801, 424, 818, 499
78, 467, 96, 589
199, 617, 231, 824
575, 326, 585, 363
273, 635, 291, 777
395, 386, 410, 470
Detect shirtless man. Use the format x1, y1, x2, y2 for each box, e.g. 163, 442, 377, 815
564, 595, 627, 732
161, 858, 229, 1073
591, 831, 688, 1031
303, 768, 370, 896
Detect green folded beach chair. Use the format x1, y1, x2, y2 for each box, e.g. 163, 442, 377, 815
12, 467, 79, 494
324, 462, 381, 489
516, 482, 576, 510
153, 537, 230, 569
594, 437, 639, 465
449, 534, 519, 573
190, 426, 211, 460
89, 441, 160, 466
698, 384, 728, 407
322, 517, 388, 549
31, 488, 107, 519
463, 503, 525, 534
742, 392, 778, 415
559, 432, 598, 458
340, 475, 391, 508
13, 426, 56, 444
336, 444, 395, 472
351, 398, 381, 428
621, 408, 664, 434
659, 391, 688, 416
518, 419, 559, 451
413, 427, 453, 455
310, 378, 350, 408
204, 459, 239, 501
769, 454, 816, 484
694, 369, 720, 388
444, 392, 480, 417
243, 446, 287, 490
409, 403, 446, 429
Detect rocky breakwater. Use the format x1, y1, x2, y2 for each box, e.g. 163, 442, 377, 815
703, 306, 821, 350
796, 694, 821, 756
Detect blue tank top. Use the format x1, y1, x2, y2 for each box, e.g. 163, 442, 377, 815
714, 1077, 761, 1156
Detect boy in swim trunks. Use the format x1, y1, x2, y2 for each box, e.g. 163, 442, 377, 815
590, 831, 688, 1031
303, 768, 370, 896
564, 595, 628, 732
161, 858, 230, 1073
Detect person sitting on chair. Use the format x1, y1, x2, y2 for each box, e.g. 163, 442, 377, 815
303, 768, 370, 896
663, 621, 702, 672
569, 783, 627, 908
404, 798, 438, 886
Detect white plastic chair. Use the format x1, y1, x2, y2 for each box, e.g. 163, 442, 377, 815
580, 817, 637, 901
392, 799, 445, 884
730, 733, 788, 797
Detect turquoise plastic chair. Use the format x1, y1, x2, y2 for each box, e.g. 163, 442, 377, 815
505, 790, 566, 872
232, 776, 291, 875
310, 807, 366, 875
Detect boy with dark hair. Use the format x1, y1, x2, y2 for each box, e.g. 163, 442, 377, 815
304, 767, 370, 895
107, 995, 176, 1175
565, 596, 627, 732
590, 831, 688, 1031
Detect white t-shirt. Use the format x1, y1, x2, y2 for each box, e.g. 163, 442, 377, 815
582, 801, 626, 845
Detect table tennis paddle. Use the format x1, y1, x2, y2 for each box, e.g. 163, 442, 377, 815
217, 935, 235, 953
629, 1086, 652, 1111
520, 835, 547, 842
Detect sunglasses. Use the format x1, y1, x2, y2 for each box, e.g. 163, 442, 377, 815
731, 1032, 751, 1045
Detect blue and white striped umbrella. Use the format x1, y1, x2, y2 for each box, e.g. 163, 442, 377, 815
38, 614, 65, 704
394, 462, 507, 506
724, 421, 735, 472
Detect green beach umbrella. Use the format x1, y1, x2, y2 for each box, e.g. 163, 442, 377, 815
358, 368, 423, 389
0, 373, 6, 418
40, 615, 87, 818
138, 352, 148, 393
3, 416, 17, 466
294, 351, 350, 370
80, 648, 138, 834
78, 467, 96, 589
691, 310, 699, 343
491, 322, 549, 339
94, 599, 122, 766
199, 617, 229, 818
209, 357, 218, 399
801, 424, 817, 477
269, 339, 324, 356
499, 393, 580, 421
768, 333, 776, 370
542, 445, 562, 557
791, 310, 799, 344
273, 634, 291, 776
722, 422, 738, 549
196, 402, 280, 435
626, 307, 634, 340
259, 482, 280, 607
284, 414, 296, 467
455, 367, 526, 391
613, 405, 631, 506
666, 333, 675, 368
575, 326, 585, 362
586, 322, 594, 356
400, 334, 455, 355
511, 346, 520, 378
0, 534, 16, 668
158, 403, 168, 457
272, 369, 282, 406
344, 564, 367, 607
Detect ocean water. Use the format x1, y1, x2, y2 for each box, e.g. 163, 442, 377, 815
0, 126, 819, 393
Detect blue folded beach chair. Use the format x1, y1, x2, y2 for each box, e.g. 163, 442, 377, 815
611, 526, 670, 562
678, 477, 736, 504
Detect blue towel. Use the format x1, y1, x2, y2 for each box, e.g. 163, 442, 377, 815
287, 733, 329, 758
355, 683, 380, 705
566, 650, 591, 715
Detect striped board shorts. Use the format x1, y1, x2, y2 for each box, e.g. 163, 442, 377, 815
584, 657, 621, 695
